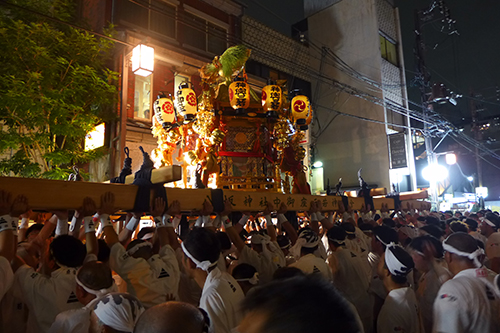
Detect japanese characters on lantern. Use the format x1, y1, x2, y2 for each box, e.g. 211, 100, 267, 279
262, 84, 282, 118
176, 82, 197, 122
154, 92, 177, 129
229, 77, 250, 115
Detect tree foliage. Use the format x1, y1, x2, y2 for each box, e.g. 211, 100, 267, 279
0, 0, 118, 179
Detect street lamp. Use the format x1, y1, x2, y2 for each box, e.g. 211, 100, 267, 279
131, 44, 154, 77
422, 164, 449, 183
445, 153, 456, 165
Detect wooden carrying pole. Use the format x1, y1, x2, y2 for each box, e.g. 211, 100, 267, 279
1, 176, 430, 212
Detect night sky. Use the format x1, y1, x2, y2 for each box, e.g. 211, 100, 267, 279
242, 0, 500, 200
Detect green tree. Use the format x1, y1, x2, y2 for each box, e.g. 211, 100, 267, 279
0, 0, 118, 179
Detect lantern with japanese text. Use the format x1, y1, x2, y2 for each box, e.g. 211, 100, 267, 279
291, 90, 312, 130
176, 82, 197, 122
229, 76, 250, 115
154, 92, 177, 129
262, 83, 282, 118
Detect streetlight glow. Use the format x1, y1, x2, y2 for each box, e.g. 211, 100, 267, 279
313, 161, 323, 168
422, 164, 449, 182
445, 153, 456, 165
467, 176, 473, 182
132, 44, 154, 77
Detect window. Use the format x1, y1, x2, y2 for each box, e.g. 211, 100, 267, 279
134, 75, 152, 120
150, 0, 176, 38
380, 35, 398, 66
115, 0, 176, 39
181, 11, 227, 55
174, 74, 190, 95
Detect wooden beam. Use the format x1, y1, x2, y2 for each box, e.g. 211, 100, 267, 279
104, 165, 183, 184
1, 177, 139, 211
0, 176, 430, 212
345, 188, 388, 197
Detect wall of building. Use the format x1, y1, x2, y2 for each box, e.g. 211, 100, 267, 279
307, 0, 391, 189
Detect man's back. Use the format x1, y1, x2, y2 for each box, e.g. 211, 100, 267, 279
16, 265, 81, 333
200, 267, 244, 333
433, 268, 500, 333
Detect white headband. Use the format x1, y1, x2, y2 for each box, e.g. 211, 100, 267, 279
443, 242, 484, 268
75, 274, 117, 297
250, 234, 270, 245
235, 272, 259, 285
385, 243, 412, 277
93, 293, 145, 332
481, 218, 496, 228
127, 242, 153, 255
140, 232, 155, 240
181, 242, 218, 271
376, 235, 389, 247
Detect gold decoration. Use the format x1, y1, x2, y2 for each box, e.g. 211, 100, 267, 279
235, 132, 247, 144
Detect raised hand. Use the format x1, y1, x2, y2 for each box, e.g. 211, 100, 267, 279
11, 195, 29, 217
277, 202, 288, 215
99, 192, 116, 215
166, 200, 181, 216
201, 199, 214, 216
151, 197, 166, 217
81, 197, 97, 217
221, 199, 233, 216
263, 202, 274, 216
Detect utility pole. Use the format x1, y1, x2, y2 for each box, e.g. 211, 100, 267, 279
414, 8, 439, 210
414, 0, 457, 211
470, 90, 483, 187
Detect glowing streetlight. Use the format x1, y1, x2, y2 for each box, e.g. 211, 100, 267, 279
422, 164, 449, 182
313, 161, 323, 168
132, 44, 154, 77
445, 153, 456, 165
467, 176, 473, 182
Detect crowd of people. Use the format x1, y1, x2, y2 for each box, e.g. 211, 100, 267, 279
0, 189, 499, 333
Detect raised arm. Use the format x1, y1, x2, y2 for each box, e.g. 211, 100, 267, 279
118, 213, 141, 246
264, 202, 278, 242
308, 201, 320, 235
0, 192, 28, 262
80, 197, 98, 257
151, 197, 181, 250
99, 192, 119, 246
279, 205, 298, 245
221, 200, 246, 252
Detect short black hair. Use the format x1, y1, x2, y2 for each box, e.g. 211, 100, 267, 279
232, 263, 257, 280
464, 218, 478, 231
485, 212, 500, 230
26, 223, 44, 238
340, 222, 355, 234
272, 267, 305, 280
50, 235, 86, 268
425, 216, 441, 227
408, 235, 444, 258
420, 225, 444, 240
77, 261, 114, 290
326, 226, 346, 246
241, 275, 361, 333
449, 221, 469, 234
372, 226, 398, 249
183, 227, 220, 264
277, 235, 291, 249
358, 223, 374, 232
382, 218, 396, 228
215, 231, 231, 251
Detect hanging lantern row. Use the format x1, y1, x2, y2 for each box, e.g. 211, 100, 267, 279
154, 77, 312, 132
154, 82, 199, 129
